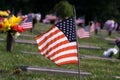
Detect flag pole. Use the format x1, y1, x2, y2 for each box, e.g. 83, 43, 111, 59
73, 5, 81, 80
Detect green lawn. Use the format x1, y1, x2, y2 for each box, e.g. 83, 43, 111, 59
0, 22, 120, 80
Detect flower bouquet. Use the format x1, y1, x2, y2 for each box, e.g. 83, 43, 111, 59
0, 14, 25, 38
0, 10, 26, 52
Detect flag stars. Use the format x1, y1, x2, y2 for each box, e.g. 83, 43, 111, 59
56, 17, 76, 42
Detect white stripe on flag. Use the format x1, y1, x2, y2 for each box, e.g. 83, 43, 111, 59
55, 57, 78, 64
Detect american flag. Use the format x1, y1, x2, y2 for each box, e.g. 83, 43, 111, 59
76, 28, 90, 38
35, 17, 78, 66
76, 16, 85, 25
90, 22, 95, 32
20, 15, 32, 29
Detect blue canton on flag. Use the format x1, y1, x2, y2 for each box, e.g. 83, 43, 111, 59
56, 17, 76, 42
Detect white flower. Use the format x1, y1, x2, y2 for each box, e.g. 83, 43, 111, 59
14, 32, 21, 39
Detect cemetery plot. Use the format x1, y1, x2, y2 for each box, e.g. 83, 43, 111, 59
105, 37, 116, 41
16, 66, 92, 77
0, 38, 4, 42
81, 54, 119, 61
114, 76, 120, 79
21, 34, 35, 37
78, 44, 102, 50
21, 51, 119, 62
15, 39, 36, 44
21, 51, 39, 54
105, 37, 116, 45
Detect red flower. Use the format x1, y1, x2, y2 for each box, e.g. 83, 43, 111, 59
18, 26, 25, 33
12, 25, 25, 33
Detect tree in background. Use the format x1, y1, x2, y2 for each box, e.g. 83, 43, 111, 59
52, 0, 74, 19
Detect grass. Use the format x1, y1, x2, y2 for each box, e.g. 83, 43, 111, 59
0, 22, 120, 80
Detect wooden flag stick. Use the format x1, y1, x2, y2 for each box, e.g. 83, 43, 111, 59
73, 5, 81, 80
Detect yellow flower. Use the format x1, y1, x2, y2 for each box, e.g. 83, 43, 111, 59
0, 11, 9, 16
9, 15, 21, 27
0, 18, 11, 32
